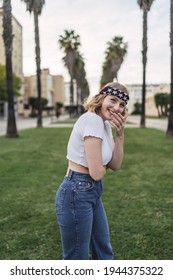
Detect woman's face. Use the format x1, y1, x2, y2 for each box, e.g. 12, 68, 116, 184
99, 94, 126, 121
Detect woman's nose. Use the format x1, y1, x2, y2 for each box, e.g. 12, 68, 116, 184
113, 103, 120, 112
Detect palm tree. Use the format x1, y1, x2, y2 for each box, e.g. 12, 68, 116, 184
2, 0, 18, 137
166, 0, 173, 137
137, 0, 155, 128
21, 0, 45, 128
100, 36, 128, 87
74, 51, 90, 114
59, 30, 81, 116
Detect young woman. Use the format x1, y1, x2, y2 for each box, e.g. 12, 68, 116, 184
55, 82, 129, 260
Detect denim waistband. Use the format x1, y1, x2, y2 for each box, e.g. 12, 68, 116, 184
66, 169, 94, 183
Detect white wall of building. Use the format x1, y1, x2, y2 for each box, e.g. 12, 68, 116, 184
46, 75, 53, 107
64, 80, 77, 107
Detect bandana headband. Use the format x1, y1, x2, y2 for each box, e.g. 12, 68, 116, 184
99, 86, 129, 105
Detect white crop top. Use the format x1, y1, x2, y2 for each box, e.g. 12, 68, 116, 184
66, 111, 113, 167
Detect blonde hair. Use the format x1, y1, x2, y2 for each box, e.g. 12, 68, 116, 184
83, 82, 129, 114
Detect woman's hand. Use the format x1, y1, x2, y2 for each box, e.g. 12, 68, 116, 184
109, 110, 128, 138
107, 111, 128, 171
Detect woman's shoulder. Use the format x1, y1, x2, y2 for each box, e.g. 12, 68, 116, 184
78, 111, 103, 123
76, 112, 103, 129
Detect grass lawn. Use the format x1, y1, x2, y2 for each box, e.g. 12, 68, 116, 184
0, 126, 173, 260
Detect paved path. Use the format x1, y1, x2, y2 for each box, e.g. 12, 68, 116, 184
0, 114, 168, 136
127, 115, 167, 131
0, 115, 69, 136
48, 115, 168, 132
0, 117, 51, 136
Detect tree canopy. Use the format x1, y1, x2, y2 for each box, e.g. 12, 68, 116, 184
100, 36, 128, 87
0, 64, 21, 101
59, 29, 89, 115
154, 92, 170, 117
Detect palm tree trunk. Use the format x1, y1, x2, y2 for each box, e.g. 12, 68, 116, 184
34, 11, 42, 128
140, 9, 147, 128
6, 44, 19, 137
69, 78, 74, 117
3, 0, 18, 137
166, 0, 173, 137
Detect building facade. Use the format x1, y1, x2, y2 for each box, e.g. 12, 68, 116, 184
145, 84, 170, 116
0, 8, 67, 118
64, 80, 77, 108
24, 69, 66, 116
126, 83, 170, 116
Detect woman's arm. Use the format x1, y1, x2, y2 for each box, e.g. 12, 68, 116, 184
84, 136, 106, 180
107, 111, 128, 171
106, 133, 124, 171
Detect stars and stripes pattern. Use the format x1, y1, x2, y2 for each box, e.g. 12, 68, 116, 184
99, 86, 129, 104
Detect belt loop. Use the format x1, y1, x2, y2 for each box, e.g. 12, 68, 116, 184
68, 169, 73, 180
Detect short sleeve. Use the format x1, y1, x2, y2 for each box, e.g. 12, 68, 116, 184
81, 113, 104, 139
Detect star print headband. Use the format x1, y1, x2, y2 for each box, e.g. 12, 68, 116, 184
99, 85, 130, 105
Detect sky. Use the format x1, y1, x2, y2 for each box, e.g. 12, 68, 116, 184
8, 0, 170, 94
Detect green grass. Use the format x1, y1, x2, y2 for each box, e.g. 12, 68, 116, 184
51, 116, 77, 124
0, 127, 173, 260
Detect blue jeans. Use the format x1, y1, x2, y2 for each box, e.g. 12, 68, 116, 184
55, 169, 114, 260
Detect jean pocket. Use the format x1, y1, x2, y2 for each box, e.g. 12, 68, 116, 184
73, 180, 94, 192
55, 187, 66, 214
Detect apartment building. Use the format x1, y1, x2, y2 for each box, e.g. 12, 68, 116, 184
64, 80, 77, 107
126, 84, 155, 114
0, 7, 79, 118
126, 83, 170, 116
24, 69, 66, 116
0, 7, 24, 117
145, 83, 170, 116
52, 74, 66, 106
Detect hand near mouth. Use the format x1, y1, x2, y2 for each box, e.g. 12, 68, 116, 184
109, 110, 128, 138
